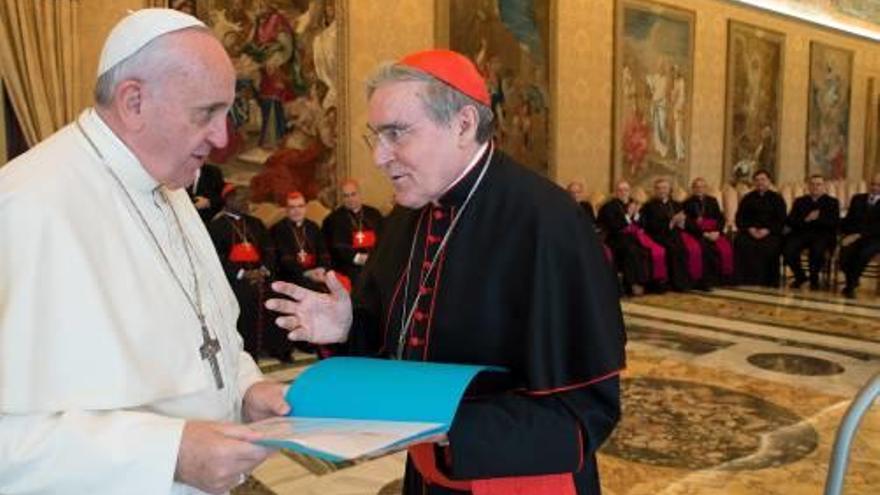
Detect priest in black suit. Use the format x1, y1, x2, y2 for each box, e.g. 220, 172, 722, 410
782, 175, 840, 289
734, 170, 787, 287
187, 163, 225, 223
840, 173, 880, 298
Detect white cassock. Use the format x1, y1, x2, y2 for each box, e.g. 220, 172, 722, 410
0, 109, 264, 494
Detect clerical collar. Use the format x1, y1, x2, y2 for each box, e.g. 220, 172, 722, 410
77, 108, 159, 194
222, 210, 242, 220
436, 141, 491, 208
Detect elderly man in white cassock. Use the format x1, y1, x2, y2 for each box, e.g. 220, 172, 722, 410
0, 9, 289, 495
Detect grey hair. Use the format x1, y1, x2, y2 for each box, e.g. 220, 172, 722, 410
94, 26, 211, 107
365, 62, 495, 144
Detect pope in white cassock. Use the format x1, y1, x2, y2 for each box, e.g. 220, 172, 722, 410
0, 9, 290, 495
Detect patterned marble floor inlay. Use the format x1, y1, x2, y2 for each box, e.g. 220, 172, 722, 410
602, 377, 819, 470
627, 325, 735, 355
630, 292, 880, 343
747, 353, 846, 376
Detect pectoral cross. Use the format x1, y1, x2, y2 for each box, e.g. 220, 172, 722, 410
198, 316, 224, 390
355, 231, 365, 244
297, 249, 308, 263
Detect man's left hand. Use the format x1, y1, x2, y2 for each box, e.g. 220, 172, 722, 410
242, 381, 290, 422
194, 196, 211, 210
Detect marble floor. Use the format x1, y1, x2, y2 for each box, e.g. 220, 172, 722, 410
235, 286, 880, 495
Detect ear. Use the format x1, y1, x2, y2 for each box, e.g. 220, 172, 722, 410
454, 105, 480, 146
113, 80, 148, 132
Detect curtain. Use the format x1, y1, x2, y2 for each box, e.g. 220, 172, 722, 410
0, 0, 79, 146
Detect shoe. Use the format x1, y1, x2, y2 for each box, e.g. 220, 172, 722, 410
842, 286, 856, 299
809, 280, 820, 291
789, 277, 807, 289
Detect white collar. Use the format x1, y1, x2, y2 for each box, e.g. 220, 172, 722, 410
437, 141, 490, 200
78, 108, 159, 194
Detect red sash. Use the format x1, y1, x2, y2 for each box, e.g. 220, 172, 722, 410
679, 231, 704, 282
296, 251, 316, 269
696, 219, 734, 277
625, 225, 667, 282
602, 243, 614, 265
408, 444, 577, 495
352, 230, 376, 249
229, 242, 261, 263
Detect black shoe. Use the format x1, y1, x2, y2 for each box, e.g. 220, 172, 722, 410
809, 280, 820, 291
842, 286, 856, 299
790, 277, 807, 289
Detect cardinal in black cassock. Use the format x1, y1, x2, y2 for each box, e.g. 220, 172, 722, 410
322, 180, 384, 285
597, 187, 650, 295
272, 192, 336, 360
208, 187, 275, 359
639, 180, 692, 291
734, 171, 787, 287
682, 179, 734, 287
259, 50, 626, 495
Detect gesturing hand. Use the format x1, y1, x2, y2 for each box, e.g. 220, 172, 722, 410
265, 270, 353, 344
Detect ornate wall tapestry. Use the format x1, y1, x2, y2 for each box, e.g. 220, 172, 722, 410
441, 0, 551, 174
724, 21, 785, 185
177, 0, 343, 206
614, 0, 694, 189
807, 41, 852, 180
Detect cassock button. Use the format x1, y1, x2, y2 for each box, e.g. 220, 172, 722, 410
419, 286, 433, 296
409, 336, 424, 347
433, 209, 445, 220
422, 260, 433, 271
413, 311, 427, 322
426, 234, 441, 245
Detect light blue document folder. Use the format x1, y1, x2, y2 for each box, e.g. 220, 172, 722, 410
250, 357, 499, 462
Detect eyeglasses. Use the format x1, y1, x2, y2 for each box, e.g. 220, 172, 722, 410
362, 123, 415, 150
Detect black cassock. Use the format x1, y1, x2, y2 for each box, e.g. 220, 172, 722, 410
187, 163, 225, 224
783, 194, 839, 284
578, 200, 596, 224
734, 190, 787, 286
682, 194, 727, 286
272, 218, 331, 291
208, 211, 275, 359
840, 193, 880, 289
597, 198, 650, 291
271, 218, 332, 360
348, 147, 625, 495
322, 204, 384, 284
640, 198, 691, 290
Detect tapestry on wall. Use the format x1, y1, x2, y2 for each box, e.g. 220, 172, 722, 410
807, 41, 852, 180
444, 0, 551, 174
175, 0, 342, 207
724, 21, 785, 185
614, 0, 694, 190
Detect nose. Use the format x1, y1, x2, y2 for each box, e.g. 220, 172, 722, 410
372, 140, 395, 168
206, 113, 229, 149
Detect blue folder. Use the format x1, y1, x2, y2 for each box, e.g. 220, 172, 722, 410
251, 357, 501, 462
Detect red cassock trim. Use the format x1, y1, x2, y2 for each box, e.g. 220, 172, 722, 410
520, 369, 623, 396
408, 444, 578, 495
